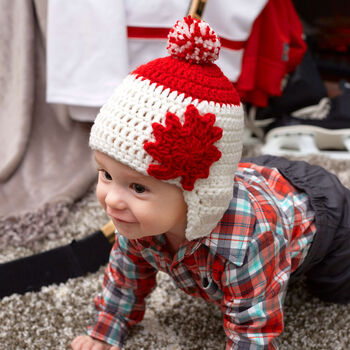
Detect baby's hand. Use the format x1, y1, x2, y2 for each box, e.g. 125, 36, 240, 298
71, 335, 121, 350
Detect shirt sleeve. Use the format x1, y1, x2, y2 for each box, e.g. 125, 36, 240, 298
221, 229, 290, 350
87, 233, 158, 348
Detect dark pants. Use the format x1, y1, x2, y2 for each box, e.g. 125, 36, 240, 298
243, 155, 350, 304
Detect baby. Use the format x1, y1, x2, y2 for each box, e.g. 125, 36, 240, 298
72, 16, 350, 350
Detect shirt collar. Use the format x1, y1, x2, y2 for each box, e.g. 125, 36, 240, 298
132, 213, 252, 267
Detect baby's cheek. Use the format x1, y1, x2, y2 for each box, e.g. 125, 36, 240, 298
96, 182, 107, 211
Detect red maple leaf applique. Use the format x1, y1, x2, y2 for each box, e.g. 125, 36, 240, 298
144, 104, 223, 191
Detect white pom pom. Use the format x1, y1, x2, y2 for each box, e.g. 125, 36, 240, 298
167, 16, 221, 64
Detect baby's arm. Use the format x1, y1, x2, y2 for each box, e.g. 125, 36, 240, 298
80, 235, 158, 348
71, 335, 120, 350
221, 231, 290, 349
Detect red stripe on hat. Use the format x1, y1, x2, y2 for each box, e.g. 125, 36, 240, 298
127, 26, 246, 51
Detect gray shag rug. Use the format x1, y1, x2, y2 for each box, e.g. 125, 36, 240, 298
1, 147, 350, 350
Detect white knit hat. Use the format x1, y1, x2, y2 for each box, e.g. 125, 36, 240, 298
90, 16, 244, 241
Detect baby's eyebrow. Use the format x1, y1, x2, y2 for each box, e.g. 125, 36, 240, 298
126, 172, 148, 183
93, 155, 104, 166
94, 161, 102, 169
125, 170, 154, 185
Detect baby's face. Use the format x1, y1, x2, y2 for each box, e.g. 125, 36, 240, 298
94, 151, 187, 241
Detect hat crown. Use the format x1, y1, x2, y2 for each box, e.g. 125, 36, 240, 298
167, 16, 221, 64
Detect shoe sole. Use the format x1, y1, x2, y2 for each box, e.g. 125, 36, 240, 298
262, 125, 350, 159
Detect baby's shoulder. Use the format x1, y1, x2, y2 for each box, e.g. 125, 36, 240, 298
235, 161, 300, 206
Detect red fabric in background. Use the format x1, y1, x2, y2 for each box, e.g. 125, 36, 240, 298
127, 26, 246, 51
235, 0, 307, 107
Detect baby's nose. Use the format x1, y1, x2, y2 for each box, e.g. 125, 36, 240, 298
105, 187, 127, 210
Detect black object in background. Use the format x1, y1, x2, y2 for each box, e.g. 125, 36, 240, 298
0, 221, 115, 297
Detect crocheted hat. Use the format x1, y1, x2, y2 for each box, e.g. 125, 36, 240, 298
90, 16, 244, 240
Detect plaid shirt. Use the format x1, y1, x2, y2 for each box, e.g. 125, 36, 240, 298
88, 162, 316, 349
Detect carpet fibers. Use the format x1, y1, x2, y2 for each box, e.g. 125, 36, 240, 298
1, 151, 350, 350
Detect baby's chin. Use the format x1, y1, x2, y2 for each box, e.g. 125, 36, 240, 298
113, 222, 146, 240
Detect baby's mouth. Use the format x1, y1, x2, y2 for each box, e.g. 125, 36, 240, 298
110, 215, 136, 224
106, 208, 137, 224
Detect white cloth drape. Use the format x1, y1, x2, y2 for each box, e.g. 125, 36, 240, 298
46, 0, 268, 109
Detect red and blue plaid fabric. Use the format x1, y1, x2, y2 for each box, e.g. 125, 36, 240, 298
88, 162, 316, 349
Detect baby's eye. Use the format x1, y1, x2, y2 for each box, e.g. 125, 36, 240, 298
131, 183, 146, 194
100, 170, 112, 181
